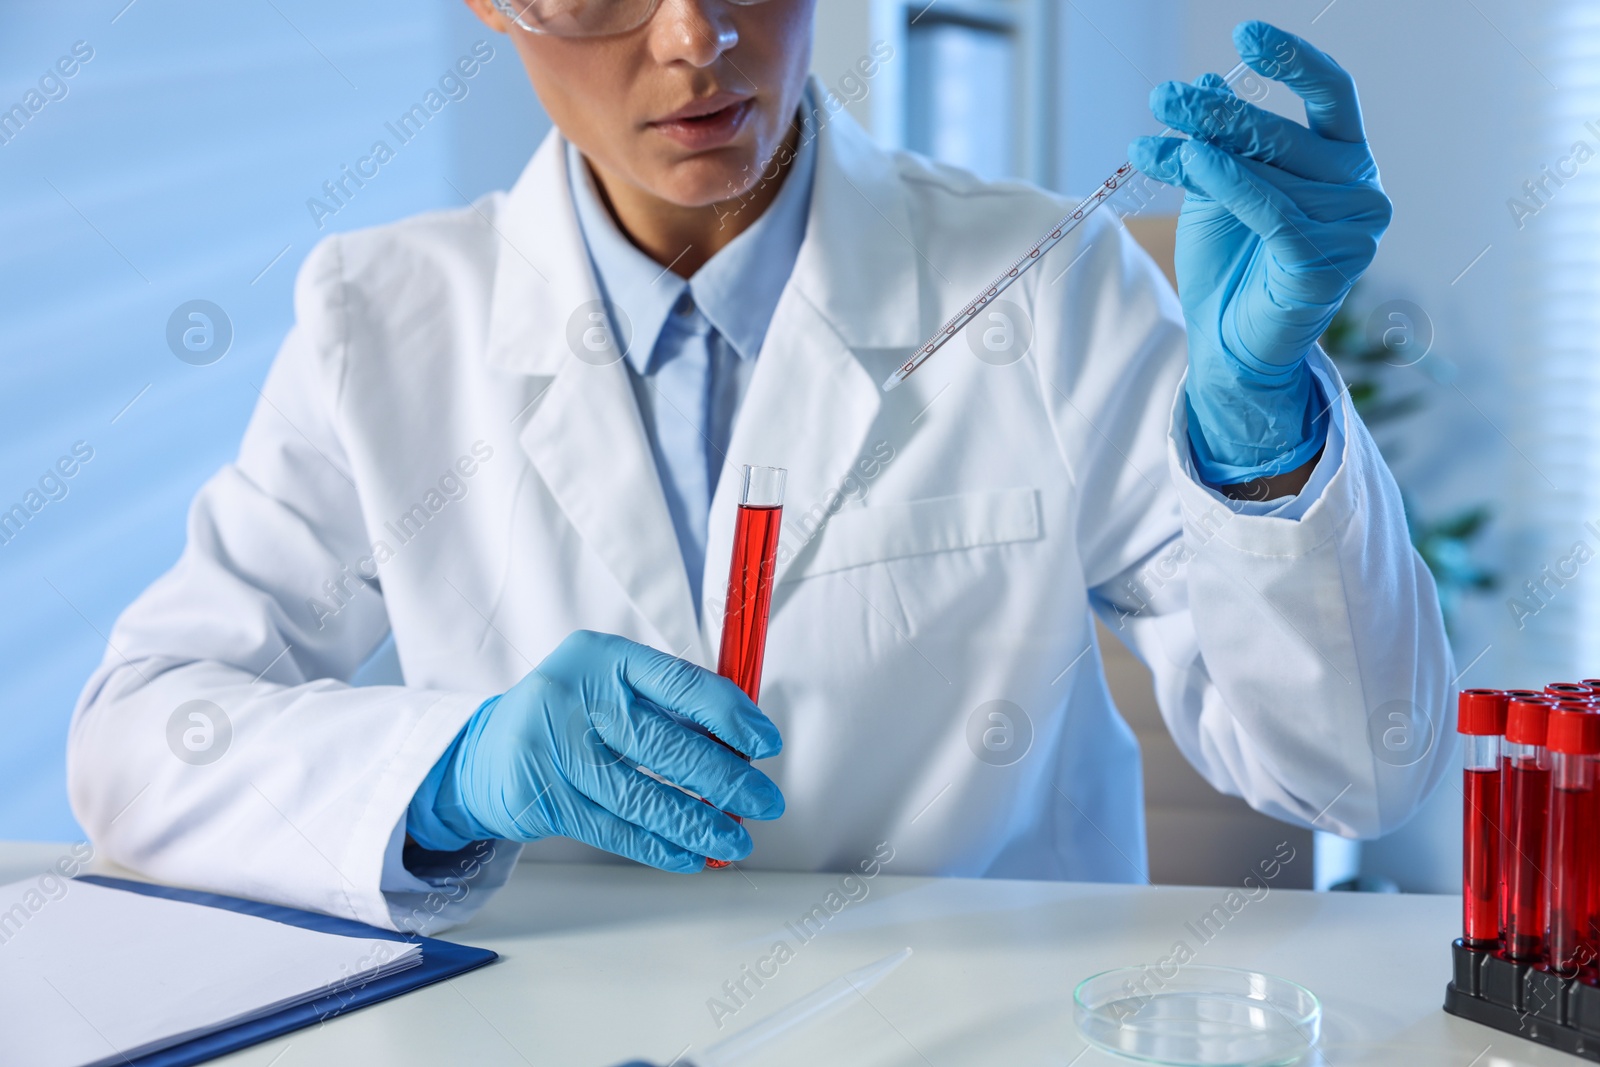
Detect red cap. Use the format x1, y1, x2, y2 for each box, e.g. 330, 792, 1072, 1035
1458, 689, 1508, 735
1548, 705, 1600, 755
1581, 679, 1600, 694
1507, 696, 1555, 746
1548, 683, 1594, 699
1505, 689, 1546, 699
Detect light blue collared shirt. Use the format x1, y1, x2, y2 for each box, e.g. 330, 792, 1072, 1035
565, 102, 817, 612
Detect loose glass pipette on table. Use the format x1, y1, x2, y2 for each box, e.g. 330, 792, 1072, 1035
611, 948, 913, 1067
881, 60, 1251, 393
693, 948, 912, 1067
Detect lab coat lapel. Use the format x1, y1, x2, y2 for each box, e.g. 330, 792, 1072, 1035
703, 98, 922, 634
484, 130, 704, 662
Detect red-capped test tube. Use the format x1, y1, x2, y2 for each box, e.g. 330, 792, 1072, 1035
704, 465, 786, 870
1498, 689, 1547, 924
1545, 702, 1600, 975
1501, 695, 1555, 960
1460, 689, 1508, 947
1547, 682, 1595, 702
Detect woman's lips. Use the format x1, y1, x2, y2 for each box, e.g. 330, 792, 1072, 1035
648, 98, 754, 151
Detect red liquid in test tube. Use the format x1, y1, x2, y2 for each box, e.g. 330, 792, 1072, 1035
704, 465, 785, 870
1555, 683, 1600, 964
1580, 683, 1600, 960
1545, 702, 1600, 975
1501, 695, 1555, 960
1499, 686, 1548, 928
1459, 689, 1507, 948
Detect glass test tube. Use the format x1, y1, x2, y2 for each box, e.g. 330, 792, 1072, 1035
1545, 703, 1600, 975
1581, 684, 1600, 968
1501, 695, 1555, 960
716, 466, 786, 702
704, 465, 786, 871
1497, 694, 1548, 927
1459, 689, 1507, 948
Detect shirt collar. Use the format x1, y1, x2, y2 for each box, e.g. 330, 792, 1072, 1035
565, 88, 818, 374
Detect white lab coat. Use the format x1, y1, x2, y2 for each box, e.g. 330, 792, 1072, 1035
68, 78, 1454, 933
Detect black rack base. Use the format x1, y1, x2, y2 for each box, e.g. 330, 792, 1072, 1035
1445, 939, 1600, 1060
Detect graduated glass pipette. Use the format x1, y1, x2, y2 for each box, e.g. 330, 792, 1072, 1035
881, 61, 1251, 392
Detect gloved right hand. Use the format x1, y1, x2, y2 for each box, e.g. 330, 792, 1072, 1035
1128, 21, 1390, 485
406, 630, 784, 871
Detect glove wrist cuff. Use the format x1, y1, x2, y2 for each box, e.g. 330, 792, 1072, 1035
1188, 407, 1328, 484
1184, 359, 1330, 485
406, 696, 500, 851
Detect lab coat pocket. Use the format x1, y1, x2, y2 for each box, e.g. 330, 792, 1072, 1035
781, 487, 1042, 638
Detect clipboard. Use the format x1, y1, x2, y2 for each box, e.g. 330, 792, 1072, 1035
73, 875, 498, 1067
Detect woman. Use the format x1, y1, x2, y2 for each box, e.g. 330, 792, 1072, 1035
68, 0, 1447, 932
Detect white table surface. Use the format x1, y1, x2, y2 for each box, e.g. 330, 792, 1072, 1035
0, 841, 1569, 1067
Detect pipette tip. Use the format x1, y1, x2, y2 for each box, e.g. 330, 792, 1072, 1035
881, 370, 904, 392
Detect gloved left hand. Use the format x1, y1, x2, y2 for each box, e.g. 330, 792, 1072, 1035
1128, 20, 1392, 486
406, 630, 784, 870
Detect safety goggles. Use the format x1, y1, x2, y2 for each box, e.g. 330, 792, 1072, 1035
492, 0, 776, 39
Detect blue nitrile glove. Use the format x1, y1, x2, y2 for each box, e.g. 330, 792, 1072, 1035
406, 630, 784, 871
1127, 21, 1392, 485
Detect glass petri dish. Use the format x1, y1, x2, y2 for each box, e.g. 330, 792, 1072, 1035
1073, 964, 1320, 1067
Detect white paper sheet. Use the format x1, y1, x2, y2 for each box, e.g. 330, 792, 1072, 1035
0, 877, 421, 1067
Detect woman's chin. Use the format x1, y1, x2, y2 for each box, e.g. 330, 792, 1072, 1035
634, 145, 778, 208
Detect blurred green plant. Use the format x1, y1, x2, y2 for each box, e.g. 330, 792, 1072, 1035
1319, 301, 1497, 628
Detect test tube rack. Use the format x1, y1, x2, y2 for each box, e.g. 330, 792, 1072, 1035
1445, 683, 1600, 1059
1446, 940, 1600, 1060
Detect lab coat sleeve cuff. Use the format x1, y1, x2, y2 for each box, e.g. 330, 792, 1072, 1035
378, 814, 522, 936
404, 697, 497, 853
1167, 347, 1359, 551
348, 689, 502, 931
